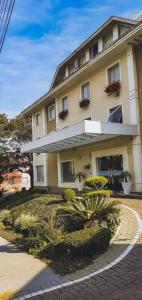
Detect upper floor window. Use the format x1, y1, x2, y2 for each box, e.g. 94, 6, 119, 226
62, 96, 68, 111
68, 61, 76, 75
107, 63, 120, 84
48, 104, 56, 121
78, 53, 86, 67
36, 113, 41, 126
89, 42, 98, 59
35, 165, 44, 182
81, 82, 90, 100
119, 25, 130, 38
103, 30, 113, 50
108, 105, 123, 123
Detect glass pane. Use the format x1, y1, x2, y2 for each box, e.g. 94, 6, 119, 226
62, 97, 68, 110
82, 82, 90, 99
108, 64, 120, 84
36, 166, 44, 182
61, 161, 74, 182
103, 31, 113, 50
109, 106, 122, 123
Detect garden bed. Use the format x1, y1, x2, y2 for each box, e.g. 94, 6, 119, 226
0, 178, 121, 275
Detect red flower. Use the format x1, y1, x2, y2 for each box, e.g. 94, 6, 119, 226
79, 98, 90, 108
104, 81, 121, 96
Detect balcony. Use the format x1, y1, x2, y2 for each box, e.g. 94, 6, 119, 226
21, 120, 137, 153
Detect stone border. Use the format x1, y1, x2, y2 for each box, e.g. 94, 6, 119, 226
14, 205, 142, 300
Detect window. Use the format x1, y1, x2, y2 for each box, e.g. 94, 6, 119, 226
108, 63, 120, 84
68, 61, 76, 75
35, 165, 44, 182
81, 82, 90, 100
103, 30, 113, 50
119, 25, 130, 38
36, 113, 41, 126
62, 96, 68, 111
108, 105, 123, 123
60, 161, 75, 183
48, 104, 55, 121
89, 42, 98, 59
78, 53, 86, 67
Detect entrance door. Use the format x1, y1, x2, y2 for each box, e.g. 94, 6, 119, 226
96, 154, 123, 191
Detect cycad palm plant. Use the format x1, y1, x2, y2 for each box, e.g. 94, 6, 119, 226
60, 196, 119, 222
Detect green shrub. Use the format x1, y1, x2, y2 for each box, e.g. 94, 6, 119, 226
85, 176, 108, 189
0, 209, 13, 226
14, 213, 38, 235
21, 236, 48, 256
63, 189, 76, 202
100, 208, 121, 237
46, 227, 111, 258
85, 190, 112, 199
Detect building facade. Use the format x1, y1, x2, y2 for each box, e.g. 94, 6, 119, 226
21, 15, 142, 192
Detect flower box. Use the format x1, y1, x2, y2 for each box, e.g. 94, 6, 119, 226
104, 80, 121, 96
79, 98, 90, 108
59, 110, 68, 120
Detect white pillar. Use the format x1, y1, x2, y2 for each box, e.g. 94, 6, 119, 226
127, 45, 142, 191
85, 48, 90, 62
43, 106, 47, 136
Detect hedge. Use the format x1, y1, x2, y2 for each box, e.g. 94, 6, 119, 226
46, 227, 111, 258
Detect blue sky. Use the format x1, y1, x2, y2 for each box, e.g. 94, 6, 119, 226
0, 0, 142, 118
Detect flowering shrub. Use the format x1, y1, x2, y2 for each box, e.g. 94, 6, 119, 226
104, 80, 121, 96
85, 176, 108, 190
79, 98, 90, 108
59, 110, 68, 120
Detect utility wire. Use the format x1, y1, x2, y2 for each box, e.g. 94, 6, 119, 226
0, 0, 15, 53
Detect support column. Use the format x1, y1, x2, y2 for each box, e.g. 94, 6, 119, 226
127, 45, 142, 191
98, 36, 103, 53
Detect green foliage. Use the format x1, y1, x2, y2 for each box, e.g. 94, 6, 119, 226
46, 227, 111, 258
14, 213, 38, 235
0, 209, 13, 226
85, 190, 112, 199
60, 196, 119, 222
85, 176, 108, 189
21, 236, 48, 256
63, 189, 76, 202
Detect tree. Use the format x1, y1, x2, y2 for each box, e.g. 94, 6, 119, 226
0, 114, 33, 186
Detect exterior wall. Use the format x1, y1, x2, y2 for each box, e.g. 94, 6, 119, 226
56, 50, 130, 130
48, 153, 58, 187
57, 137, 136, 189
135, 45, 142, 145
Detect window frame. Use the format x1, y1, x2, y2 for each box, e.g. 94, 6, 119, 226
35, 165, 44, 182
108, 104, 123, 123
62, 95, 69, 111
103, 29, 113, 50
80, 81, 91, 100
106, 61, 121, 85
48, 104, 56, 122
35, 112, 41, 126
60, 160, 75, 184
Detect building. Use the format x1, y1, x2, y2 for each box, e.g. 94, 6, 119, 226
0, 171, 31, 196
21, 15, 142, 193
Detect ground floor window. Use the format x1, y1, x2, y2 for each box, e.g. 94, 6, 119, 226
60, 161, 75, 183
96, 154, 123, 190
35, 165, 44, 182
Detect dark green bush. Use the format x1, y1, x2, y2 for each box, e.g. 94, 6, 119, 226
63, 189, 76, 202
21, 236, 48, 256
46, 227, 111, 258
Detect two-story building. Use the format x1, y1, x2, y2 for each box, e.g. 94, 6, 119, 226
21, 15, 142, 193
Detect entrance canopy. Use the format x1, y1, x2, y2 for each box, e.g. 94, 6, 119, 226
21, 120, 137, 153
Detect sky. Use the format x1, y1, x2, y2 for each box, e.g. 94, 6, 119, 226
0, 0, 142, 118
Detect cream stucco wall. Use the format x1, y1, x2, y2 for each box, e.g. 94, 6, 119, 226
56, 50, 130, 130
